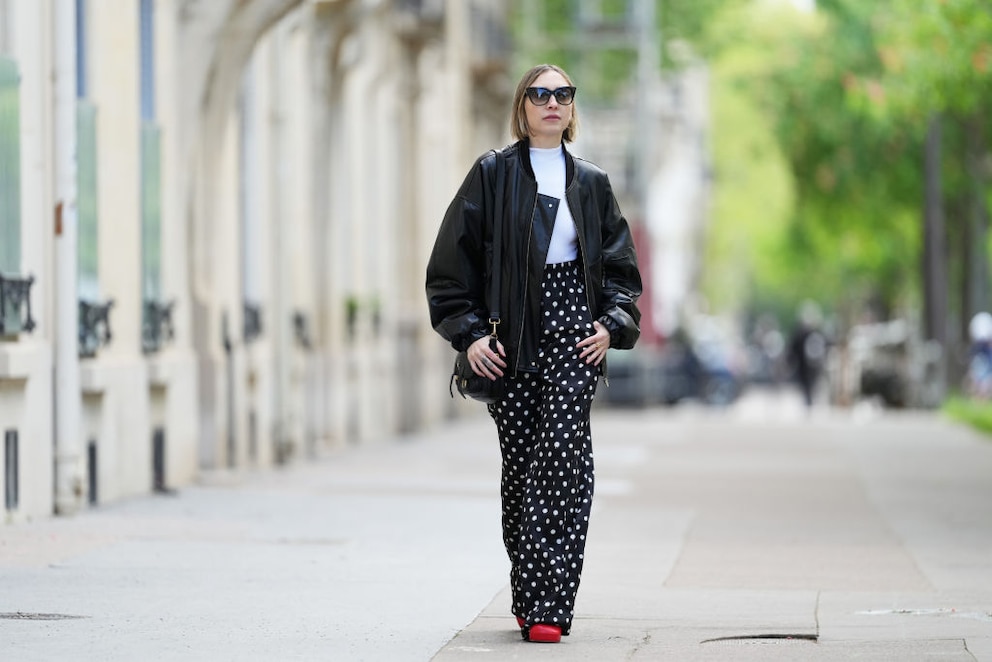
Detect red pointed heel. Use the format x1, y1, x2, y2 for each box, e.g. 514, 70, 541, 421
516, 616, 525, 628
528, 624, 562, 643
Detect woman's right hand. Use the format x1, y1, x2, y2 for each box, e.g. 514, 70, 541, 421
468, 336, 507, 380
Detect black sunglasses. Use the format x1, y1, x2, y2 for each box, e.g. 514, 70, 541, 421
525, 86, 577, 106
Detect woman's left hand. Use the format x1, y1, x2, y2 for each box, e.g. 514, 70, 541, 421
577, 320, 611, 366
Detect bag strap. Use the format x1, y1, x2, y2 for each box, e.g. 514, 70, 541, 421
488, 148, 505, 338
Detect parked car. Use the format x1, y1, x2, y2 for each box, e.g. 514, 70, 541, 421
843, 319, 943, 408
658, 337, 741, 406
597, 348, 666, 407
598, 338, 743, 408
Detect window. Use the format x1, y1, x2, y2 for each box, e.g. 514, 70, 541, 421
0, 55, 20, 276
141, 122, 161, 302
239, 64, 263, 342
139, 0, 155, 123
4, 429, 17, 511
139, 0, 166, 352
86, 440, 97, 505
0, 54, 30, 336
76, 0, 88, 97
77, 102, 98, 299
77, 0, 99, 301
76, 0, 112, 355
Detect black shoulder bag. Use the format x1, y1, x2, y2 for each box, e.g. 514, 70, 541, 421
450, 149, 506, 404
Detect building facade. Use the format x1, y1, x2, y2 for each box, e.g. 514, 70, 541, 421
0, 0, 510, 523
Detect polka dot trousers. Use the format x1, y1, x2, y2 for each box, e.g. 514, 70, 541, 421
488, 260, 598, 637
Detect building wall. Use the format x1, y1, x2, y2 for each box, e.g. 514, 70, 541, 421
0, 344, 53, 522
0, 0, 510, 523
0, 0, 55, 523
150, 0, 199, 489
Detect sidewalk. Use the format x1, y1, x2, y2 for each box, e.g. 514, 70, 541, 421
434, 391, 992, 661
0, 419, 508, 661
2, 390, 992, 661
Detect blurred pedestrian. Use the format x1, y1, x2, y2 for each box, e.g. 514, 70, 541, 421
426, 64, 642, 644
967, 312, 992, 399
788, 300, 827, 409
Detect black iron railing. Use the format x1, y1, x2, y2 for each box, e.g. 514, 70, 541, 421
293, 311, 312, 350
78, 299, 114, 358
142, 299, 175, 354
392, 0, 444, 41
243, 301, 263, 343
0, 272, 36, 336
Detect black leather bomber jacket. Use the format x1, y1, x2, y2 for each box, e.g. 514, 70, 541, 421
426, 139, 643, 377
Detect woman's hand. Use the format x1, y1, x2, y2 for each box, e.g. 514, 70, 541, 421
577, 320, 611, 366
468, 335, 507, 380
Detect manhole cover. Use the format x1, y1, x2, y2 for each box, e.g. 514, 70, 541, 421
0, 612, 89, 621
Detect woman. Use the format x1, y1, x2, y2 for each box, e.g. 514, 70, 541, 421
426, 64, 642, 644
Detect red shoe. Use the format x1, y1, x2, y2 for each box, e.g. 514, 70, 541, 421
528, 624, 562, 643
516, 616, 525, 628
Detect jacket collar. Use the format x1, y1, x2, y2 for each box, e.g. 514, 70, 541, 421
515, 138, 576, 187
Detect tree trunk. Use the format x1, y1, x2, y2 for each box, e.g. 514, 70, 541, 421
964, 114, 990, 324
923, 114, 949, 348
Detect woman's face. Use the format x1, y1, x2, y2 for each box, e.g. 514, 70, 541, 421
524, 69, 573, 148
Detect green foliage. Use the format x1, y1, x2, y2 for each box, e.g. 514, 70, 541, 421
943, 395, 992, 438
877, 0, 992, 118
510, 0, 992, 333
659, 0, 751, 61
876, 0, 992, 218
510, 0, 751, 100
875, 0, 992, 339
703, 0, 928, 322
703, 8, 797, 313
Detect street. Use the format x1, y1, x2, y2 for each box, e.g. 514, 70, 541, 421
2, 388, 991, 661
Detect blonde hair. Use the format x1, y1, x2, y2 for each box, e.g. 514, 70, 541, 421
510, 64, 579, 143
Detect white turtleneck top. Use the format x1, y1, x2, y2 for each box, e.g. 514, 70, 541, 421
530, 146, 578, 264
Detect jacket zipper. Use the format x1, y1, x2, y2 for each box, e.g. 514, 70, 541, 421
566, 184, 608, 386
514, 190, 539, 375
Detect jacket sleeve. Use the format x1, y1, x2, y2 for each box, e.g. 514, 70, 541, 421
425, 154, 493, 352
597, 174, 643, 350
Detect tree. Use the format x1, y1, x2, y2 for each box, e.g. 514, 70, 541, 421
509, 0, 750, 100
703, 0, 925, 325
876, 0, 992, 355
